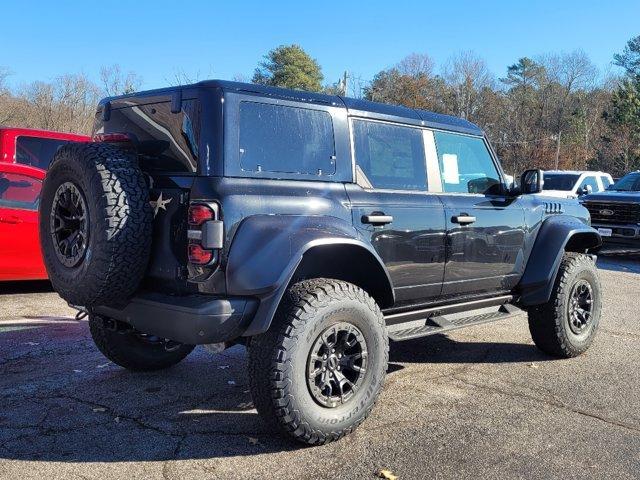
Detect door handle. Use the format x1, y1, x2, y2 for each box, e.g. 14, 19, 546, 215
362, 213, 394, 225
452, 215, 476, 225
0, 216, 23, 224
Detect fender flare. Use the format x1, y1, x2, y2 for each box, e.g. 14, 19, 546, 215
518, 215, 601, 306
225, 214, 394, 336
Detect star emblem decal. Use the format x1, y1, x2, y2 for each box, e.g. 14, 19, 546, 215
150, 192, 172, 217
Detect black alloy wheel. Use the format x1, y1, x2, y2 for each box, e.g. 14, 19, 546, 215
50, 181, 89, 268
306, 322, 368, 408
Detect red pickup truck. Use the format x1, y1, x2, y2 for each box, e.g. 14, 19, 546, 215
0, 127, 90, 281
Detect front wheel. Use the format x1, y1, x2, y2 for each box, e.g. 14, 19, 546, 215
528, 253, 602, 358
248, 279, 388, 445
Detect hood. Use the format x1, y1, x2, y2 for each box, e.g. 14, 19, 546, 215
534, 190, 577, 199
581, 191, 640, 204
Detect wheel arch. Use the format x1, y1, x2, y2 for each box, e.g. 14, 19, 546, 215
226, 214, 394, 337
518, 215, 601, 307
290, 242, 395, 308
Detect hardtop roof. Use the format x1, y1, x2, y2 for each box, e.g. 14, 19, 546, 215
99, 79, 484, 136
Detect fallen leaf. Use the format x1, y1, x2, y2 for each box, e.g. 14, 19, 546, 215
92, 407, 106, 413
227, 380, 236, 385
247, 437, 259, 445
73, 369, 83, 373
378, 469, 398, 480
529, 363, 539, 369
114, 416, 120, 423
96, 363, 111, 369
218, 365, 230, 369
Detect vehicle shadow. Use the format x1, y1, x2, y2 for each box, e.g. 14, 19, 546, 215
0, 318, 551, 463
389, 334, 554, 365
596, 254, 640, 274
0, 280, 53, 295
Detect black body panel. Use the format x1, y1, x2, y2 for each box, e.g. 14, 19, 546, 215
91, 79, 602, 343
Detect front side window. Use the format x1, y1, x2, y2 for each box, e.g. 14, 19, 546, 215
434, 131, 500, 194
239, 102, 336, 175
352, 119, 427, 191
16, 137, 69, 170
0, 173, 42, 210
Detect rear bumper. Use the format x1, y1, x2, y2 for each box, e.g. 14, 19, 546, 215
93, 292, 258, 345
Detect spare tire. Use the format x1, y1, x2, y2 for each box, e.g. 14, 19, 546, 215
39, 143, 153, 307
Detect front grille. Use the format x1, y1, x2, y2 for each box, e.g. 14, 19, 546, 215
583, 202, 640, 225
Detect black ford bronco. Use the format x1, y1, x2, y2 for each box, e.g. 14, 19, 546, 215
39, 80, 603, 445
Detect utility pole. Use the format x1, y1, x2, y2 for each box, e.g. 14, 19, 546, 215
341, 71, 349, 96
554, 131, 562, 170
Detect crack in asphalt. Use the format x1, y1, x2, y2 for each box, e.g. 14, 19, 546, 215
452, 375, 640, 435
0, 391, 271, 457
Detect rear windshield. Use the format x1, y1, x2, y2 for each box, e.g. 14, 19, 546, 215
16, 136, 69, 170
95, 99, 200, 173
543, 173, 580, 191
239, 102, 336, 176
609, 173, 640, 191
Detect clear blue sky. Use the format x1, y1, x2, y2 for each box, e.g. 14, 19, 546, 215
3, 0, 639, 90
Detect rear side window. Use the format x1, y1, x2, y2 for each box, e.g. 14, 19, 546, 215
0, 172, 42, 210
16, 137, 69, 170
352, 120, 427, 191
434, 131, 500, 194
239, 102, 336, 175
601, 175, 612, 189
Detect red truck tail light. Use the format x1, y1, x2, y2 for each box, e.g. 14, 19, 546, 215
92, 132, 133, 143
187, 203, 222, 266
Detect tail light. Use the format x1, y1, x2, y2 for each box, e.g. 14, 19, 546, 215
92, 132, 134, 144
187, 203, 223, 266
188, 244, 213, 265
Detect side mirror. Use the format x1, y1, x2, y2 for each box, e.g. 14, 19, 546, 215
520, 169, 544, 194
579, 184, 593, 195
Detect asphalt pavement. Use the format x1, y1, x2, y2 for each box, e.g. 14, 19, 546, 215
0, 257, 638, 479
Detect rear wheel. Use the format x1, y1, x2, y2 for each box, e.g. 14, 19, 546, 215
528, 252, 602, 358
247, 279, 388, 445
89, 315, 195, 371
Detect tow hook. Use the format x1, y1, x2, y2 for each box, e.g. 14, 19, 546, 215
68, 303, 89, 321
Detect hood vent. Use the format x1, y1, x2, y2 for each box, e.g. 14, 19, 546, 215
544, 202, 564, 215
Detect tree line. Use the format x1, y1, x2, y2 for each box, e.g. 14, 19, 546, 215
1, 37, 639, 177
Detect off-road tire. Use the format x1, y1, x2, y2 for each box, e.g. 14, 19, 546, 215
40, 143, 153, 307
528, 252, 601, 358
248, 279, 388, 445
89, 315, 195, 371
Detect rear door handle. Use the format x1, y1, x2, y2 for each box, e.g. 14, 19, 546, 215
0, 216, 23, 224
362, 213, 394, 225
452, 215, 476, 225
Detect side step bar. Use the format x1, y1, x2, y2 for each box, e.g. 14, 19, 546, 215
385, 300, 523, 342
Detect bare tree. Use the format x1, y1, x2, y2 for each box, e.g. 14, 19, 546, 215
17, 74, 101, 134
100, 64, 142, 96
442, 51, 494, 120
0, 67, 14, 124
